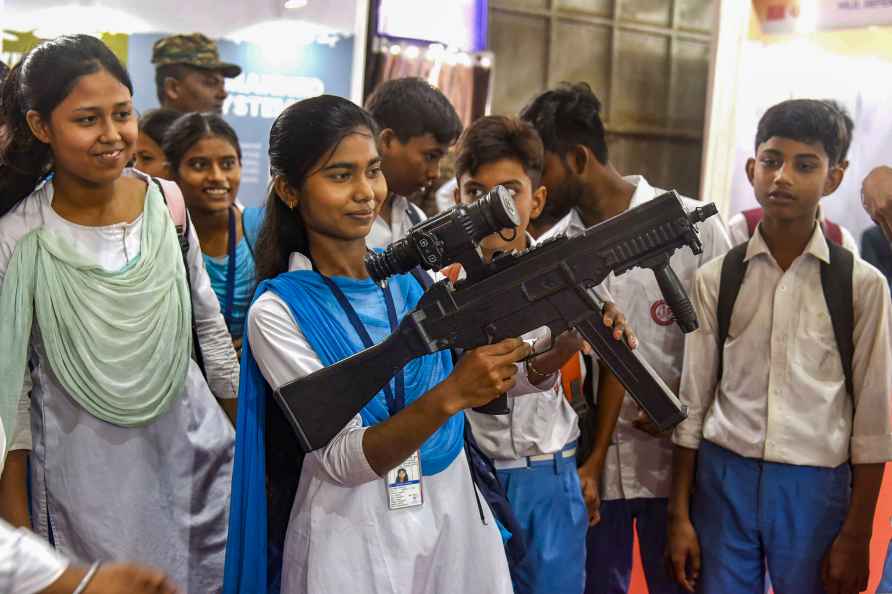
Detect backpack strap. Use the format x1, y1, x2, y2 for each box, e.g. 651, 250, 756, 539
820, 240, 855, 399
742, 208, 763, 238
153, 177, 208, 378
821, 219, 844, 247
157, 177, 187, 229
717, 239, 855, 402
716, 243, 749, 382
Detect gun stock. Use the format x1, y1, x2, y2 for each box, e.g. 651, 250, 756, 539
274, 328, 422, 451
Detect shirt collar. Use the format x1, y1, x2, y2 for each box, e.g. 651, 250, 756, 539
746, 221, 831, 265
624, 175, 656, 209
563, 175, 655, 232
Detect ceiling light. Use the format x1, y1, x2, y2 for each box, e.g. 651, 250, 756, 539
284, 0, 308, 8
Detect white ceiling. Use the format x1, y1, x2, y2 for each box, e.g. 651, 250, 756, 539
2, 0, 360, 37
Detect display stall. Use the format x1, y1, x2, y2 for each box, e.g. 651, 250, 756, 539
364, 0, 493, 125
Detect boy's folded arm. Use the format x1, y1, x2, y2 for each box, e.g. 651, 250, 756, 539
850, 265, 892, 465
672, 264, 721, 450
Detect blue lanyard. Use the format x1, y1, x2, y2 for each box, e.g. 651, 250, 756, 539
320, 275, 406, 415
223, 207, 237, 326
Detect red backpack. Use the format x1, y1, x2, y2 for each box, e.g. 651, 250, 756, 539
742, 207, 843, 245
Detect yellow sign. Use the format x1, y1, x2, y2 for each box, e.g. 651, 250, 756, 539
2, 31, 128, 68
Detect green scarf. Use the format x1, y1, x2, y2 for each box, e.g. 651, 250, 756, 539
0, 181, 192, 448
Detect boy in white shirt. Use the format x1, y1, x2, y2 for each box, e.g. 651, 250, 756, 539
521, 82, 731, 594
668, 98, 892, 593
454, 114, 597, 594
364, 78, 462, 248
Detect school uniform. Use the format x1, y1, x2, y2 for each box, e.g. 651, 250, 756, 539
542, 176, 732, 594
203, 206, 264, 342
466, 234, 588, 594
366, 194, 427, 250
727, 206, 859, 254
228, 251, 530, 594
0, 170, 237, 594
674, 223, 892, 593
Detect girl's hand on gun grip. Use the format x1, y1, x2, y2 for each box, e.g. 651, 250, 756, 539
446, 338, 531, 412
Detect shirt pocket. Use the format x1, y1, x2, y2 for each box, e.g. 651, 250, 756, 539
796, 308, 843, 383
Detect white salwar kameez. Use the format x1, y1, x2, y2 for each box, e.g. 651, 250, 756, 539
247, 252, 514, 594
0, 171, 238, 594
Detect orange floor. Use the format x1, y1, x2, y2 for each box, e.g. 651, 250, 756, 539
626, 463, 892, 594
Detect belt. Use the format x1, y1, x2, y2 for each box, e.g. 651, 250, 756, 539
493, 443, 578, 471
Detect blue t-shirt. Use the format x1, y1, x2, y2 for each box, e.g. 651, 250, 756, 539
203, 207, 263, 340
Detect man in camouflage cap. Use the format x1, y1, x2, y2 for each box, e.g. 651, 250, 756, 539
152, 33, 242, 114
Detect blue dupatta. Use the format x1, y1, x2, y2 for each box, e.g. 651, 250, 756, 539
223, 269, 461, 594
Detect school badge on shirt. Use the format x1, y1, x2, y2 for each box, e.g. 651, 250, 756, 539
386, 451, 424, 510
650, 300, 675, 326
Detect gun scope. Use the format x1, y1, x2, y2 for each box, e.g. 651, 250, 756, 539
366, 185, 520, 282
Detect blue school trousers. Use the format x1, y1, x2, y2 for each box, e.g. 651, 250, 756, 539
692, 441, 850, 594
585, 497, 684, 594
496, 443, 588, 594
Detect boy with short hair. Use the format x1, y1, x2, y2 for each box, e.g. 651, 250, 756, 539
364, 77, 463, 248
668, 99, 892, 593
521, 82, 730, 594
727, 99, 859, 253
455, 115, 590, 594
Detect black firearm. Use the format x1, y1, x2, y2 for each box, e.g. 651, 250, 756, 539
275, 189, 718, 452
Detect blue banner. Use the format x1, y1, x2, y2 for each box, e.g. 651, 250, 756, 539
127, 32, 354, 207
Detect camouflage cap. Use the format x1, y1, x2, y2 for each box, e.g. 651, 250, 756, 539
151, 33, 241, 78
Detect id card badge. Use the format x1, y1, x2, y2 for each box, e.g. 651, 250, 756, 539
386, 451, 423, 510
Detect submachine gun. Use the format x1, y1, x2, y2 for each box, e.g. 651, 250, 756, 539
275, 187, 719, 452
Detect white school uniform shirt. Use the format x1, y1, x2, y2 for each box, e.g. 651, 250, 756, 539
673, 223, 892, 467
366, 194, 427, 249
0, 420, 68, 594
727, 205, 859, 255
466, 233, 581, 461
541, 176, 732, 499
247, 252, 513, 594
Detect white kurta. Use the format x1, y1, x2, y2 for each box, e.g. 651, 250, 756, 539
247, 252, 513, 594
0, 171, 238, 594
